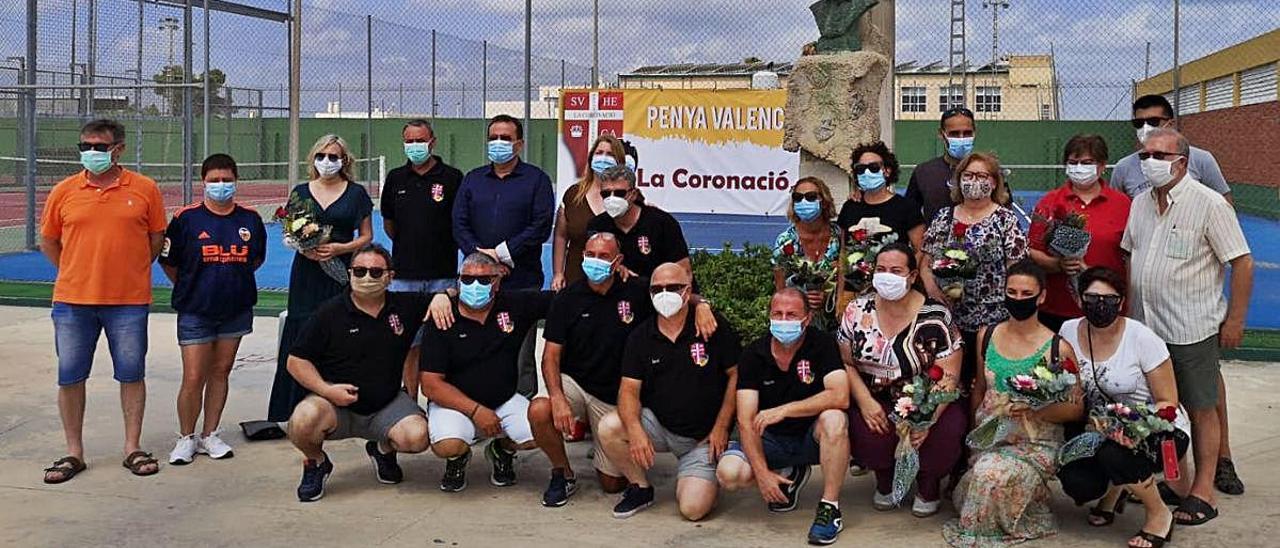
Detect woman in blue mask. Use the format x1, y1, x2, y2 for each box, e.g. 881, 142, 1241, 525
551, 134, 628, 291
772, 176, 840, 331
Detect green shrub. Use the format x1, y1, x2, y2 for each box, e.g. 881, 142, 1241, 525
691, 243, 775, 341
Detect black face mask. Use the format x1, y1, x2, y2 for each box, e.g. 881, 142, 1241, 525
1004, 294, 1040, 321
1082, 297, 1122, 328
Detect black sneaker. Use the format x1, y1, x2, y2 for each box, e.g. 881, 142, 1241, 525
807, 501, 844, 545
297, 454, 333, 502
440, 449, 470, 492
365, 440, 403, 484
541, 468, 579, 507
612, 484, 656, 519
485, 439, 517, 487
769, 465, 812, 513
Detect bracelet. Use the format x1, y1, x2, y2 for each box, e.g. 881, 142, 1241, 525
469, 403, 480, 418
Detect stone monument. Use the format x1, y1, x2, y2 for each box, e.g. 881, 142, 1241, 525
784, 0, 891, 192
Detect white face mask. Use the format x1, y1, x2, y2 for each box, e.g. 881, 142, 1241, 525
1066, 163, 1098, 187
603, 195, 631, 218
314, 157, 343, 178
872, 272, 909, 301
1140, 157, 1178, 188
651, 291, 684, 318
1136, 124, 1158, 144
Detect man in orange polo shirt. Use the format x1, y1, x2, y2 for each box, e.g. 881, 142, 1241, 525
39, 119, 167, 483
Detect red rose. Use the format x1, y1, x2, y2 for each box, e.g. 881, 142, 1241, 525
274, 206, 289, 219
1156, 406, 1178, 421
852, 228, 868, 242
782, 242, 796, 256
952, 222, 969, 238
927, 366, 944, 382
1061, 357, 1079, 374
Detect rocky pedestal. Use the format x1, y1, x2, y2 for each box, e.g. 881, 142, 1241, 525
783, 51, 891, 194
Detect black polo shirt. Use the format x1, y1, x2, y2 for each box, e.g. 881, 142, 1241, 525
621, 310, 741, 440
419, 289, 553, 409
586, 204, 690, 279
543, 275, 653, 404
381, 157, 464, 280
904, 155, 957, 224
290, 291, 430, 416
737, 327, 843, 437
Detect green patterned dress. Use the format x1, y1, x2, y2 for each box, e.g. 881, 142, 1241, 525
943, 333, 1063, 547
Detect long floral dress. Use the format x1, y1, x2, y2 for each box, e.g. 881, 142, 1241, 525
943, 332, 1062, 547
772, 222, 841, 330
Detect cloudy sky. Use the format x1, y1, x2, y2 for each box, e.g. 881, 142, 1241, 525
2, 0, 1277, 119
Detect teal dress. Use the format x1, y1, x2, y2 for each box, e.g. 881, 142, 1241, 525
267, 182, 373, 421
944, 332, 1063, 547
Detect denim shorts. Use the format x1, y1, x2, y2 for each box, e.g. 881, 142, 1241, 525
388, 278, 455, 294
723, 423, 821, 470
51, 302, 149, 386
177, 309, 254, 346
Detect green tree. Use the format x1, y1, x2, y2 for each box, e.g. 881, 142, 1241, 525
152, 65, 235, 116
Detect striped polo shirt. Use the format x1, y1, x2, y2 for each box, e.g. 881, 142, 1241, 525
1121, 176, 1250, 345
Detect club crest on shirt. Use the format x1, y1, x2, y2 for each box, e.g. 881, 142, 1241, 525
431, 183, 444, 202
497, 311, 513, 333
690, 342, 708, 367
796, 360, 814, 384
617, 300, 634, 324
388, 313, 404, 336
238, 227, 251, 242
637, 236, 652, 255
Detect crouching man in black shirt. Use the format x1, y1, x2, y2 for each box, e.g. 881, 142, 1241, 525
420, 252, 553, 492
286, 244, 431, 502
597, 263, 741, 521
716, 288, 850, 545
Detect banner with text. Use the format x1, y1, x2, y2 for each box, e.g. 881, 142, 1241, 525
556, 89, 798, 216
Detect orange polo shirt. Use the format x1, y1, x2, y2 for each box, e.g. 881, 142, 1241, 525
40, 169, 167, 305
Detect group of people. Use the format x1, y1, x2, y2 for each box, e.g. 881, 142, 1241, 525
36, 94, 1252, 547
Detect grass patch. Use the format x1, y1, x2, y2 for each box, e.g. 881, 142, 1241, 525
0, 280, 287, 316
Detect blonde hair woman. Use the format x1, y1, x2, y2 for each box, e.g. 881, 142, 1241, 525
266, 134, 375, 423
551, 134, 627, 290
772, 176, 841, 330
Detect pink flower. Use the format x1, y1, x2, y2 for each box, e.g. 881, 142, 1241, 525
894, 396, 917, 417
1010, 375, 1038, 392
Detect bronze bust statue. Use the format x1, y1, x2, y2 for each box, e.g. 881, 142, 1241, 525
809, 0, 879, 53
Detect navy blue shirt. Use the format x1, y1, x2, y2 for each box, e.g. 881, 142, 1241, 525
160, 203, 267, 319
452, 160, 555, 290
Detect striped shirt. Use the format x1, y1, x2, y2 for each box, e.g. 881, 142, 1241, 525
1121, 176, 1250, 345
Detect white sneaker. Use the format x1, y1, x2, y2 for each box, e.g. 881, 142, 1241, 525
872, 490, 897, 511
169, 434, 199, 465
911, 496, 941, 517
198, 431, 235, 460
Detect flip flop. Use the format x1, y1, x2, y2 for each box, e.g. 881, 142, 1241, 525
1173, 495, 1217, 526
43, 456, 86, 484
122, 451, 160, 477
1129, 522, 1174, 548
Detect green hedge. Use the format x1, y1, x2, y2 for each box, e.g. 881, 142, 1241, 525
691, 243, 775, 341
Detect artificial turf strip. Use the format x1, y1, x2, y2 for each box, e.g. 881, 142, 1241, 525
0, 281, 287, 317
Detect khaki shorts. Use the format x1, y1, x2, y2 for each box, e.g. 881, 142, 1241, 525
535, 373, 619, 477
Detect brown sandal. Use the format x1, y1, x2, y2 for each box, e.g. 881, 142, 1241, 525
43, 456, 86, 484
122, 451, 159, 476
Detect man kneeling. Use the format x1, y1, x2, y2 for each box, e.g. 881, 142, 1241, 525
286, 244, 431, 502
716, 288, 850, 545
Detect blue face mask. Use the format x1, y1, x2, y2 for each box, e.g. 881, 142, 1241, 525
404, 142, 430, 165
946, 136, 974, 159
581, 256, 614, 284
459, 280, 493, 309
204, 181, 236, 203
591, 155, 617, 174
487, 139, 515, 164
80, 149, 113, 175
793, 199, 822, 222
857, 171, 886, 191
770, 319, 805, 345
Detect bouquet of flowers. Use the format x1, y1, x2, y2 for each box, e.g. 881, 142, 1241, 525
843, 217, 898, 295
967, 354, 1079, 450
1036, 210, 1091, 297
274, 194, 348, 284
930, 222, 977, 300
1059, 402, 1179, 466
887, 365, 960, 505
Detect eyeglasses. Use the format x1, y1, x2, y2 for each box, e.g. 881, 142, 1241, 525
77, 142, 117, 152
648, 283, 688, 295
942, 106, 974, 121
314, 153, 342, 162
853, 162, 883, 175
1081, 293, 1122, 306
959, 171, 992, 182
1137, 151, 1184, 161
350, 267, 387, 279
459, 275, 496, 285
1130, 116, 1169, 129
599, 189, 629, 199
791, 191, 820, 203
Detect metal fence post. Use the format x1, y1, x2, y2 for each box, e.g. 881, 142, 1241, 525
24, 0, 37, 249
182, 0, 194, 203
87, 0, 96, 117
1172, 0, 1181, 126
135, 0, 143, 170
287, 0, 300, 187
203, 0, 211, 158
366, 14, 373, 187
431, 29, 437, 119
481, 40, 487, 120
523, 0, 531, 160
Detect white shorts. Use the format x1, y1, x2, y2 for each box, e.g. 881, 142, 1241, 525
427, 394, 534, 445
